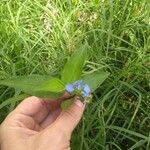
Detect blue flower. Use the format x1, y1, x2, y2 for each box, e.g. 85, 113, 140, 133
65, 80, 91, 97
73, 80, 83, 90
65, 84, 74, 93
82, 84, 91, 97
84, 84, 90, 93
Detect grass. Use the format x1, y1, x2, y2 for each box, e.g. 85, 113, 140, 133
0, 0, 150, 149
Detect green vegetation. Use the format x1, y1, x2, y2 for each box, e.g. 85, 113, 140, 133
0, 0, 150, 149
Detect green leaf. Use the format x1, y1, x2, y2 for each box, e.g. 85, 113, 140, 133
32, 91, 63, 99
37, 78, 65, 92
0, 75, 64, 98
82, 70, 110, 92
61, 45, 87, 84
0, 75, 51, 89
34, 78, 65, 98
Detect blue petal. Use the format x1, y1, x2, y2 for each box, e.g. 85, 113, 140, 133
77, 80, 83, 84
83, 84, 91, 94
73, 80, 83, 90
73, 80, 83, 85
82, 91, 90, 97
65, 84, 74, 93
75, 84, 82, 90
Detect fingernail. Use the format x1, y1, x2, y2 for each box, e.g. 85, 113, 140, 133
74, 99, 84, 108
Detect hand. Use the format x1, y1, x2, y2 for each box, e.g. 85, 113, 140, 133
0, 95, 85, 150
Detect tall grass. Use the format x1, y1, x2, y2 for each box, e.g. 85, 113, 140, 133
0, 0, 150, 149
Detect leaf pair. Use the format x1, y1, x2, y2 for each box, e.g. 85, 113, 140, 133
0, 44, 109, 103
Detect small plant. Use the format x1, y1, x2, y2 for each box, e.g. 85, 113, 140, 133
0, 45, 109, 109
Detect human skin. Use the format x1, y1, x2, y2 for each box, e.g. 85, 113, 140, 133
0, 95, 85, 150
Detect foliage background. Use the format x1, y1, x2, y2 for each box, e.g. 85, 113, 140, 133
0, 0, 150, 149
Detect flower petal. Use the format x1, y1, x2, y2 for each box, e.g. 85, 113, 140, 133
65, 84, 74, 93
73, 80, 83, 90
82, 91, 90, 97
83, 84, 91, 94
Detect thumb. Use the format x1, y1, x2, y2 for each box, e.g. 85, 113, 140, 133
55, 97, 85, 135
